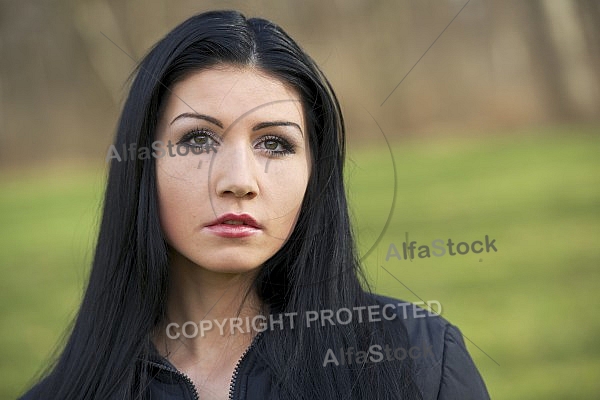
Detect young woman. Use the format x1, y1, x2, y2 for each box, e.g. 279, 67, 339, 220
21, 10, 489, 400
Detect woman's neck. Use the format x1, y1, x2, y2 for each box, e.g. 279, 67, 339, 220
153, 253, 264, 360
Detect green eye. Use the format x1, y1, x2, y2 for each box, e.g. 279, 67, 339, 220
177, 128, 219, 150
257, 135, 295, 157
193, 136, 208, 145
265, 140, 278, 150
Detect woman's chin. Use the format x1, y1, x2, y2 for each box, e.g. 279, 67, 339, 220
203, 263, 262, 275
188, 256, 266, 275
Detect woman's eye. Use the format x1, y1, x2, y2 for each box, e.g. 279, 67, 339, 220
264, 140, 279, 151
178, 129, 218, 148
192, 136, 208, 145
257, 136, 295, 156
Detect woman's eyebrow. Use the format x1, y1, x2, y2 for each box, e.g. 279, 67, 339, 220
170, 112, 223, 128
169, 113, 302, 136
253, 121, 303, 137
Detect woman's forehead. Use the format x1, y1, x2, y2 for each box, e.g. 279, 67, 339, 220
161, 66, 305, 128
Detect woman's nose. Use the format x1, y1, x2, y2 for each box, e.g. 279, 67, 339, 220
213, 141, 259, 200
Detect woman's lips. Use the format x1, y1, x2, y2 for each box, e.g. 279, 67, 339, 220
203, 212, 263, 237
204, 223, 261, 238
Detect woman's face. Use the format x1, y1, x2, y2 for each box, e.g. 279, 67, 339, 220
155, 65, 311, 274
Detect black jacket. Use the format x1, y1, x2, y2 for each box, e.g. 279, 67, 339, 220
381, 295, 491, 400
20, 295, 490, 399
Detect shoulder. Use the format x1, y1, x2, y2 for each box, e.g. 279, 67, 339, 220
368, 293, 491, 400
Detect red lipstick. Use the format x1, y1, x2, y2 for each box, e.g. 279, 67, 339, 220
204, 213, 262, 238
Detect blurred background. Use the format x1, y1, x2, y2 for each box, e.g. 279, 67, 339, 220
1, 0, 599, 399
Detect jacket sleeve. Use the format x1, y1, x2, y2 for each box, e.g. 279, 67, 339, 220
436, 324, 491, 400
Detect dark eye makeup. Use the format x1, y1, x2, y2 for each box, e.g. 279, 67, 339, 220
256, 135, 296, 157
176, 128, 219, 148
176, 127, 297, 157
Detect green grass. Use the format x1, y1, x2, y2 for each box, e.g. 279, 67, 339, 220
0, 165, 106, 397
347, 128, 600, 399
2, 128, 599, 399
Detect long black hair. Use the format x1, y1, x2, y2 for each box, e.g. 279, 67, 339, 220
23, 10, 422, 399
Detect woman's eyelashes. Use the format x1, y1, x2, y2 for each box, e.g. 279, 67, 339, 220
177, 128, 219, 149
176, 128, 297, 156
256, 135, 296, 157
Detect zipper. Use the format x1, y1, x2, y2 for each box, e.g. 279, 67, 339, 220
228, 331, 264, 400
147, 330, 263, 400
147, 360, 200, 400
